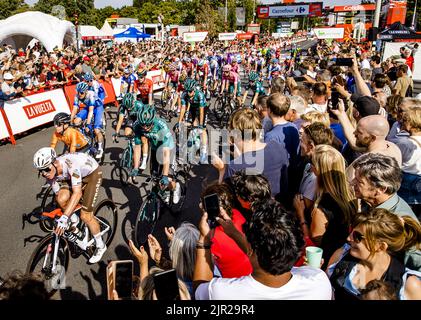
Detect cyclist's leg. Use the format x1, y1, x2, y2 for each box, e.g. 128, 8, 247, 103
93, 105, 104, 154
131, 136, 142, 175
140, 136, 149, 170
81, 168, 107, 262
74, 109, 88, 126
56, 184, 71, 210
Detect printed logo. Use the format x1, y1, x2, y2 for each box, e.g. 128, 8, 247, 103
23, 100, 56, 120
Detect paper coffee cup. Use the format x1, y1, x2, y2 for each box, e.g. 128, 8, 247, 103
306, 246, 323, 268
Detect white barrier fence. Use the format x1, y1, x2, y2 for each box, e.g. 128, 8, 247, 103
0, 110, 10, 140
3, 89, 71, 136
111, 70, 166, 99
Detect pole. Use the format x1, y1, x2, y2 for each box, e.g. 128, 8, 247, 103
253, 0, 256, 23
373, 0, 382, 29
411, 0, 418, 30
74, 13, 79, 52
225, 0, 228, 31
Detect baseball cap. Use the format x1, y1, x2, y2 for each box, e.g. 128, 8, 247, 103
3, 72, 14, 80
351, 94, 380, 117
83, 56, 90, 61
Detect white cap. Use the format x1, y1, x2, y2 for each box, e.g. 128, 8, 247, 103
3, 72, 13, 80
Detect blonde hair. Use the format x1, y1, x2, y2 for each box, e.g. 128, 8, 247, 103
353, 208, 421, 258
402, 106, 421, 132
138, 267, 191, 300
301, 111, 330, 128
312, 145, 357, 224
229, 107, 262, 141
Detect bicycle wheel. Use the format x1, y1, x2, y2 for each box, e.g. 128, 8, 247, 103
26, 234, 69, 297
213, 97, 224, 121
40, 186, 57, 233
93, 199, 118, 246
134, 195, 160, 247
119, 147, 132, 186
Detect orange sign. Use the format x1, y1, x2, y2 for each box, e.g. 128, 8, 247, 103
334, 4, 376, 12
237, 33, 254, 40
23, 100, 56, 119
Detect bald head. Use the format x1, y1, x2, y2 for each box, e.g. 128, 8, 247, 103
358, 115, 390, 138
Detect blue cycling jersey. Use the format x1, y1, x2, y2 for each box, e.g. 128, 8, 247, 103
74, 90, 103, 109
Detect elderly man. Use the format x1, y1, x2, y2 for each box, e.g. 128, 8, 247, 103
352, 153, 416, 220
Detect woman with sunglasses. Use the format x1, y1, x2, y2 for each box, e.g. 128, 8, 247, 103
327, 208, 421, 300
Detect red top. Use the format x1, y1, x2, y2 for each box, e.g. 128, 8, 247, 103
406, 56, 414, 71
211, 209, 253, 278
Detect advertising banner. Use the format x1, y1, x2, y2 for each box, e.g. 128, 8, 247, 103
269, 5, 310, 17
313, 27, 345, 39
111, 70, 166, 98
0, 109, 10, 140
334, 4, 376, 12
3, 89, 71, 135
183, 32, 208, 42
237, 33, 254, 40
247, 24, 261, 34
218, 33, 237, 41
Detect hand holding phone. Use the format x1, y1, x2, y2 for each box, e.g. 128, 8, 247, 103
203, 193, 220, 228
335, 58, 353, 67
107, 260, 133, 300
153, 269, 180, 300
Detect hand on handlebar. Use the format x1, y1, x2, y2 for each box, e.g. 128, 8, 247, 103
159, 175, 170, 190
54, 215, 69, 236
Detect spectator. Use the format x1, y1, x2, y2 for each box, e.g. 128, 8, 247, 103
0, 271, 49, 300
213, 107, 289, 200
385, 95, 403, 128
200, 182, 253, 278
360, 280, 398, 300
295, 123, 334, 214
393, 64, 413, 98
295, 144, 357, 267
327, 208, 421, 300
395, 107, 421, 214
285, 95, 307, 130
308, 82, 329, 113
255, 95, 272, 134
194, 199, 333, 300
370, 56, 383, 80
351, 153, 418, 221
1, 72, 15, 95
372, 73, 392, 97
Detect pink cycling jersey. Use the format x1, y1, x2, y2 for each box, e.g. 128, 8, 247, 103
168, 70, 179, 82
222, 71, 239, 84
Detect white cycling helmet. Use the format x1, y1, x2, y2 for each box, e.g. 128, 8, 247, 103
33, 147, 57, 170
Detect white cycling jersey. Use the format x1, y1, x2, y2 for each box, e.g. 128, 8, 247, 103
48, 153, 99, 193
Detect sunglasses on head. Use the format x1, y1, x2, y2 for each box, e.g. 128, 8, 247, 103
351, 230, 365, 244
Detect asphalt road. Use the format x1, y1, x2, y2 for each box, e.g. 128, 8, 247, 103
0, 39, 316, 300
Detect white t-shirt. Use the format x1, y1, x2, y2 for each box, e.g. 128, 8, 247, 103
361, 59, 371, 70
195, 266, 332, 300
396, 136, 421, 175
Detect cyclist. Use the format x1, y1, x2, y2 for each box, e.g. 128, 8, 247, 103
135, 69, 154, 105
195, 58, 209, 92
209, 55, 220, 93
267, 58, 281, 82
177, 79, 208, 164
163, 62, 180, 112
114, 92, 143, 138
33, 147, 106, 264
71, 82, 105, 159
242, 71, 266, 108
83, 73, 105, 104
220, 64, 242, 106
132, 105, 181, 204
50, 112, 89, 154
120, 67, 136, 97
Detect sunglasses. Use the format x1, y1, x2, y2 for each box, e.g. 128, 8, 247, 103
39, 167, 52, 175
350, 230, 365, 244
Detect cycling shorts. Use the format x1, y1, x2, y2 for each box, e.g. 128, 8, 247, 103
81, 167, 102, 212
189, 107, 208, 127
228, 83, 242, 97
76, 106, 104, 130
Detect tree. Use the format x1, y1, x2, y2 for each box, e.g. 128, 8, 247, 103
242, 0, 255, 25
0, 0, 28, 20
227, 0, 236, 31
196, 0, 224, 36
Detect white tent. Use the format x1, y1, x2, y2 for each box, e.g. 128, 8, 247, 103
100, 20, 114, 38
80, 25, 113, 40
0, 11, 75, 52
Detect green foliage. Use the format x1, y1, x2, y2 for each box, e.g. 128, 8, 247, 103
0, 0, 27, 20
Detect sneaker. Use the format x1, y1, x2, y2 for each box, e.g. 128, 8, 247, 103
173, 182, 181, 204
200, 153, 209, 165
139, 161, 147, 170
96, 149, 104, 159
88, 245, 107, 264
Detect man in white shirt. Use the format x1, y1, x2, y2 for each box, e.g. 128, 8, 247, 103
1, 72, 15, 95
194, 199, 333, 300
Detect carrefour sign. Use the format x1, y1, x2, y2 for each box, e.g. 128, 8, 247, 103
269, 5, 310, 17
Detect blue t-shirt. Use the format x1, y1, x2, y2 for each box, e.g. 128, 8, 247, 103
330, 123, 347, 146
224, 140, 289, 198
264, 122, 300, 164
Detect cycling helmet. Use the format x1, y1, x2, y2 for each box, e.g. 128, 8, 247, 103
184, 57, 191, 63
183, 79, 197, 92
137, 69, 147, 78
83, 73, 93, 82
179, 71, 187, 82
33, 147, 57, 170
124, 68, 130, 74
53, 112, 71, 126
272, 58, 279, 64
248, 71, 259, 82
122, 92, 136, 110
197, 59, 205, 67
76, 82, 89, 94
223, 64, 232, 72
136, 105, 156, 127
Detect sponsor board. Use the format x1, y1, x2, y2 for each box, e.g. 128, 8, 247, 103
183, 32, 208, 42
237, 33, 254, 40
313, 27, 345, 39
3, 89, 70, 135
334, 4, 376, 12
111, 70, 166, 99
269, 5, 310, 17
218, 33, 237, 41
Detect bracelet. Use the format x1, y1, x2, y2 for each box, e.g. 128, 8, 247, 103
196, 242, 212, 249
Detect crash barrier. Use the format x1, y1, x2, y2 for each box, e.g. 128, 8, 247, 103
1, 89, 71, 145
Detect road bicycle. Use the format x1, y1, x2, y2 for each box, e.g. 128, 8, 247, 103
113, 134, 137, 186
26, 199, 117, 297
160, 86, 178, 121
212, 92, 240, 128
134, 169, 187, 247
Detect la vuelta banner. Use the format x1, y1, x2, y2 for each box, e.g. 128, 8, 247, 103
3, 89, 71, 136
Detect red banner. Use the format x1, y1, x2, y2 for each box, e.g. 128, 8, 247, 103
23, 100, 56, 120
257, 7, 269, 19
237, 33, 254, 40
334, 4, 376, 12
